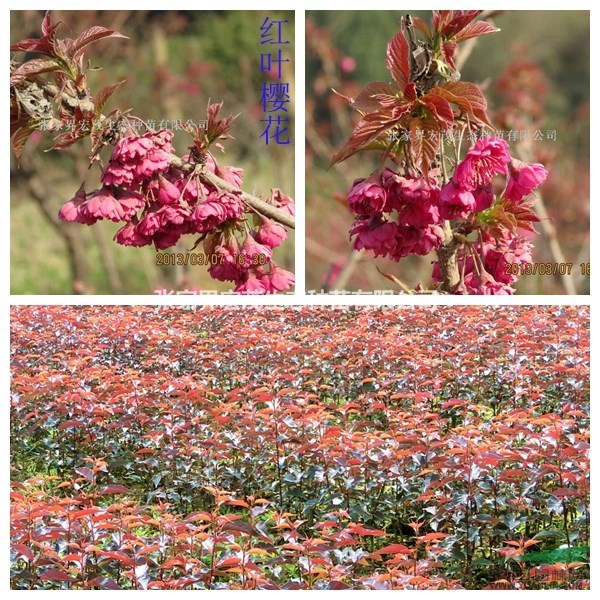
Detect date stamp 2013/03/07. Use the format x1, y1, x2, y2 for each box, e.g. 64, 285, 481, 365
505, 262, 590, 277
156, 252, 268, 267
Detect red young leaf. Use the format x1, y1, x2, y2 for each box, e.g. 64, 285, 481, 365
386, 31, 411, 89
75, 466, 94, 482
69, 26, 128, 59
351, 82, 397, 112
376, 543, 412, 555
440, 11, 483, 39
421, 93, 455, 128
409, 115, 440, 175
441, 40, 458, 69
429, 81, 491, 126
455, 20, 501, 43
40, 568, 77, 582
98, 484, 134, 495
332, 104, 413, 166
11, 12, 61, 56
12, 543, 34, 561
485, 199, 541, 234
94, 80, 125, 117
10, 58, 61, 85
216, 556, 242, 568
11, 122, 37, 161
411, 16, 432, 39
41, 11, 55, 36
432, 11, 453, 34
327, 581, 351, 590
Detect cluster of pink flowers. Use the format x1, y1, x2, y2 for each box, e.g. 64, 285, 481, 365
347, 168, 444, 261
58, 129, 294, 294
345, 136, 547, 294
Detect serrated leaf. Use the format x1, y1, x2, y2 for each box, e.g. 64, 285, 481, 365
421, 93, 454, 128
441, 40, 458, 69
409, 116, 439, 175
41, 12, 55, 36
11, 12, 61, 56
440, 11, 483, 39
331, 106, 409, 166
490, 199, 541, 234
88, 577, 122, 590
386, 31, 411, 89
10, 58, 61, 85
411, 16, 432, 40
11, 123, 37, 160
98, 483, 133, 495
429, 81, 491, 126
455, 21, 501, 43
40, 568, 76, 582
47, 131, 87, 151
69, 26, 128, 59
94, 80, 125, 117
351, 82, 397, 112
75, 466, 94, 482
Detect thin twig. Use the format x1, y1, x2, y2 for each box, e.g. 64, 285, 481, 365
329, 250, 364, 292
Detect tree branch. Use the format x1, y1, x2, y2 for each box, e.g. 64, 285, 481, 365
437, 220, 460, 293
167, 154, 295, 230
35, 81, 296, 230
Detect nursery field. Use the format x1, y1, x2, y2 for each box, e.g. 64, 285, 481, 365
10, 305, 589, 589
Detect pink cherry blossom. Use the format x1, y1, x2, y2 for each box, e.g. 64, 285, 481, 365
102, 130, 174, 187
411, 224, 444, 256
217, 165, 244, 188
454, 137, 511, 190
264, 264, 295, 292
85, 187, 126, 222
153, 229, 182, 250
350, 216, 398, 259
256, 218, 287, 248
438, 181, 476, 219
241, 235, 273, 266
235, 271, 269, 294
58, 187, 97, 225
137, 210, 163, 236
156, 177, 181, 205
473, 184, 494, 212
270, 189, 295, 216
504, 159, 548, 202
484, 237, 533, 284
113, 188, 146, 220
347, 179, 387, 215
114, 222, 152, 247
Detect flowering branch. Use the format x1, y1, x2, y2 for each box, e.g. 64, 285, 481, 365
11, 11, 295, 294
332, 10, 548, 295
167, 155, 295, 230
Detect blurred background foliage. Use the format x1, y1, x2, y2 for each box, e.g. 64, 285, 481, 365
306, 10, 589, 294
11, 10, 295, 294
